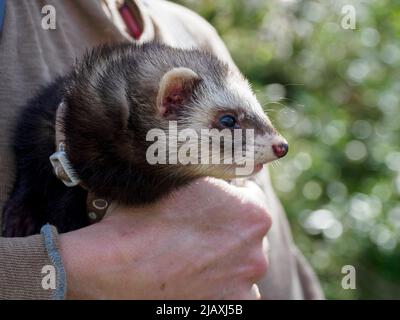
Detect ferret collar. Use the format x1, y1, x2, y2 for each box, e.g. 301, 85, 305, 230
49, 102, 81, 187
49, 102, 110, 224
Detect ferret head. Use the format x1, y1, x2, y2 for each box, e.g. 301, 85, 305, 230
63, 43, 288, 204
152, 66, 288, 179
146, 47, 288, 179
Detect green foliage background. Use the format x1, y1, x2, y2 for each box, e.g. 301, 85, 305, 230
173, 0, 400, 299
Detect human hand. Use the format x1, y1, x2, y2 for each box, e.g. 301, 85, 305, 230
60, 177, 271, 299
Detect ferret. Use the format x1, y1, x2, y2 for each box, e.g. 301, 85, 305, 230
2, 42, 288, 237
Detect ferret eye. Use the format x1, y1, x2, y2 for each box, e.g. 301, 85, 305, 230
219, 115, 238, 129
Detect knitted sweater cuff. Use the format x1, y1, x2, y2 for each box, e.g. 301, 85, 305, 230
0, 224, 66, 299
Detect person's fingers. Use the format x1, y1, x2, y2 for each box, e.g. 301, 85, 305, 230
251, 284, 261, 300
238, 180, 267, 204
262, 236, 270, 258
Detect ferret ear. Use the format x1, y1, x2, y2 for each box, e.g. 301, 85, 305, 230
156, 67, 200, 119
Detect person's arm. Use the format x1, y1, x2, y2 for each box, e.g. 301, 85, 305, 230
1, 178, 270, 299
0, 225, 65, 299
60, 178, 270, 299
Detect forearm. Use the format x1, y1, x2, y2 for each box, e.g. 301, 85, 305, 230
0, 225, 66, 300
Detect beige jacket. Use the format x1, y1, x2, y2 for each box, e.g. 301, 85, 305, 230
0, 0, 323, 299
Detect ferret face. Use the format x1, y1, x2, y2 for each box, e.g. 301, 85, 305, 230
153, 67, 288, 178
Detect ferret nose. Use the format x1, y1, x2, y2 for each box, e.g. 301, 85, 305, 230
272, 143, 289, 158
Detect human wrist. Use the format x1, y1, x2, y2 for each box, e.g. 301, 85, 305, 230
59, 225, 100, 299
59, 220, 124, 299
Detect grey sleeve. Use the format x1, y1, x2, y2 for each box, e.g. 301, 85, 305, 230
293, 246, 324, 300
253, 169, 324, 300
0, 224, 66, 300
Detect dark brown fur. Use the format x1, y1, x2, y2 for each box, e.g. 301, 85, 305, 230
2, 42, 259, 236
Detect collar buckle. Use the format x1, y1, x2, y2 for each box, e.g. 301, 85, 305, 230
49, 142, 81, 187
